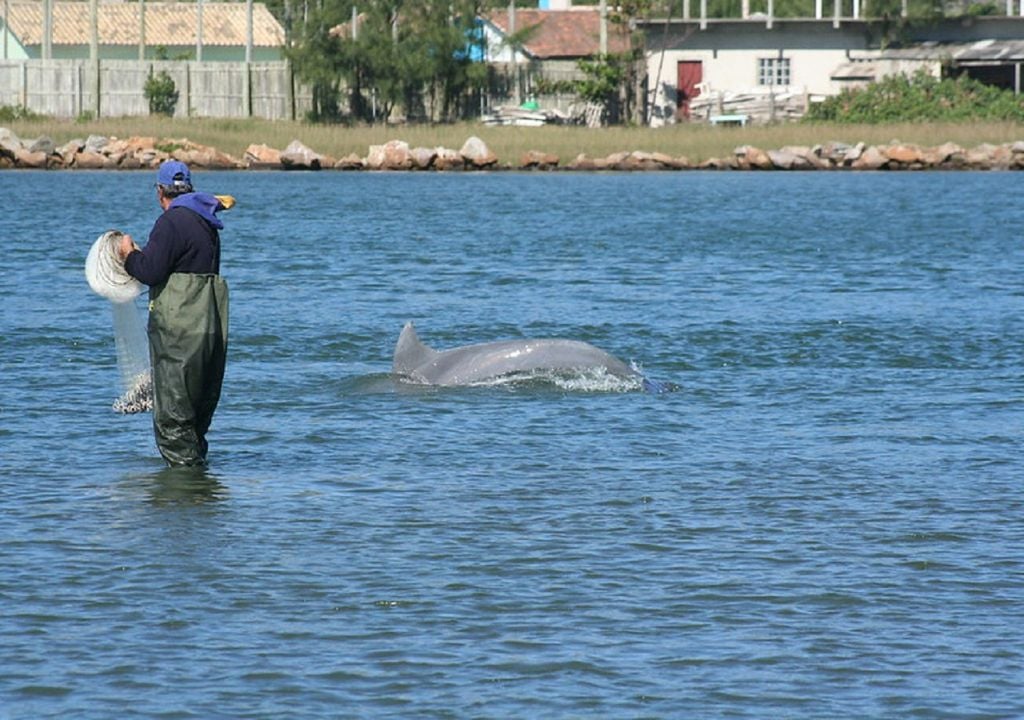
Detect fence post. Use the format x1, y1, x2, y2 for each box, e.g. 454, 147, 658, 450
244, 62, 252, 117
286, 58, 295, 120
94, 57, 100, 117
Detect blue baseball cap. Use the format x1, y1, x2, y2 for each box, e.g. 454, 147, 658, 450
156, 160, 192, 190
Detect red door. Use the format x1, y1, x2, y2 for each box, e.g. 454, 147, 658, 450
676, 61, 703, 119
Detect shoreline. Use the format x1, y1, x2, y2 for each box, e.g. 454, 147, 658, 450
4, 126, 1024, 171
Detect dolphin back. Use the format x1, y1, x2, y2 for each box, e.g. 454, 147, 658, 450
393, 322, 439, 378
392, 322, 648, 387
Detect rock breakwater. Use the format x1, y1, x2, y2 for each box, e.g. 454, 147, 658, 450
4, 126, 1024, 172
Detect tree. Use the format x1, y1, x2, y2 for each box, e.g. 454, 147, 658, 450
144, 70, 179, 116
575, 0, 652, 124
290, 0, 492, 123
288, 0, 354, 121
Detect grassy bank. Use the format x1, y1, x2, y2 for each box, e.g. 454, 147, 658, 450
6, 116, 1024, 163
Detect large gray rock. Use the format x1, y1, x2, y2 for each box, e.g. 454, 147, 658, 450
459, 136, 497, 168
13, 147, 48, 168
851, 145, 887, 170
74, 151, 107, 169
84, 134, 108, 154
965, 143, 999, 169
244, 143, 282, 168
56, 138, 84, 163
736, 145, 773, 170
27, 135, 55, 155
520, 149, 559, 170
885, 143, 923, 166
366, 140, 412, 170
334, 152, 364, 170
0, 127, 23, 163
842, 141, 866, 166
767, 149, 801, 170
410, 146, 437, 170
280, 139, 322, 170
818, 141, 851, 164
433, 146, 464, 171
923, 142, 964, 167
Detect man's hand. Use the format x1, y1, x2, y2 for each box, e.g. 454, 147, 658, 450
118, 233, 139, 261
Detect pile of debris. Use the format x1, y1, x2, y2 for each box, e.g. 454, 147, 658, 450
481, 104, 573, 127
688, 88, 823, 124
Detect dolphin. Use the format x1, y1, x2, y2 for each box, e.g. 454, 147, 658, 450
392, 322, 647, 388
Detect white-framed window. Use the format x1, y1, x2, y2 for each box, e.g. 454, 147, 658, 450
758, 57, 791, 86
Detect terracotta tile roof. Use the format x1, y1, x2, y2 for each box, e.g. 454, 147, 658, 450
5, 1, 284, 48
484, 9, 630, 59
327, 11, 366, 40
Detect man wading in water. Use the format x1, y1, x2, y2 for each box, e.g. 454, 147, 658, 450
119, 160, 230, 466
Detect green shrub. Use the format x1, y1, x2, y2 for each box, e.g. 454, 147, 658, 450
0, 104, 45, 122
804, 69, 1024, 123
144, 70, 179, 117
533, 77, 579, 96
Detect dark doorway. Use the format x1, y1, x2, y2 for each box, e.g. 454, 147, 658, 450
677, 60, 703, 118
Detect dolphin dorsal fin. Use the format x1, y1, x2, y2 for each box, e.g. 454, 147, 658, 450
393, 322, 438, 375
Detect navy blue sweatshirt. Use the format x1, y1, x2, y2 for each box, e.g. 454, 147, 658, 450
125, 193, 224, 287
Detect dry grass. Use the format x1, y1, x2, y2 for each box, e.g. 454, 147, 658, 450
6, 116, 1024, 164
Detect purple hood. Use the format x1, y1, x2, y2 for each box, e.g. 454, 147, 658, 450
169, 192, 226, 229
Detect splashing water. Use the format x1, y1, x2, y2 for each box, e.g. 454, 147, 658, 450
398, 367, 648, 393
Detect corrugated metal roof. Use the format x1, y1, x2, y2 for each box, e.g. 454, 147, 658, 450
5, 1, 284, 48
877, 39, 1024, 62
484, 9, 631, 59
831, 61, 877, 80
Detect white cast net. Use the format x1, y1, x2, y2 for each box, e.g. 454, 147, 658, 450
85, 231, 153, 414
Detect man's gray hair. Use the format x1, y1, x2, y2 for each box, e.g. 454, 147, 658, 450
158, 180, 193, 197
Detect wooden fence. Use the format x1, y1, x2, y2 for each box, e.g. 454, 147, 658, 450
0, 59, 310, 120
0, 57, 596, 124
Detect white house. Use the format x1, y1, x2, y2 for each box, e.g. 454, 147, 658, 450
642, 13, 1024, 124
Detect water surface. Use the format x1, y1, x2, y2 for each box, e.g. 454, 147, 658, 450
1, 169, 1022, 718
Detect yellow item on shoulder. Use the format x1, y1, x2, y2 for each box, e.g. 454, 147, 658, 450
214, 195, 236, 210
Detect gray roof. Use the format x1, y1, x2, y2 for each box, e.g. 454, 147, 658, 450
876, 39, 1024, 63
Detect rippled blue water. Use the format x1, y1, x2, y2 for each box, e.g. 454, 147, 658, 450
2, 168, 1023, 719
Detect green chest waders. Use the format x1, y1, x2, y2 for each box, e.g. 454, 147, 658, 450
148, 273, 229, 465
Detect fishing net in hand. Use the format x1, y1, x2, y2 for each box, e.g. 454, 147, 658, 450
85, 230, 143, 303
85, 230, 153, 414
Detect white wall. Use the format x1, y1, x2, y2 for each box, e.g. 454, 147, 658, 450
645, 20, 874, 123
2, 27, 29, 60
481, 21, 526, 63
649, 47, 855, 100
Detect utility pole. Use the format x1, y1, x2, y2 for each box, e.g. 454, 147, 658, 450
599, 0, 607, 57
246, 0, 253, 63
90, 0, 100, 116
139, 0, 146, 60
245, 0, 253, 116
42, 0, 52, 60
196, 0, 204, 61
508, 1, 519, 105
89, 0, 98, 64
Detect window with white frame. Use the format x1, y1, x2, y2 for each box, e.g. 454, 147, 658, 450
758, 57, 791, 86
